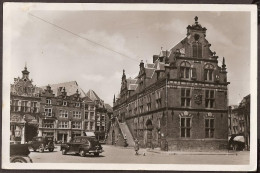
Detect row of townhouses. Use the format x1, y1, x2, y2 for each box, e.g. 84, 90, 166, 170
108, 17, 230, 151
10, 66, 112, 144
228, 95, 250, 150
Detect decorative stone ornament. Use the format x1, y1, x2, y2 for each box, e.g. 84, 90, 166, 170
204, 112, 215, 118
179, 111, 192, 117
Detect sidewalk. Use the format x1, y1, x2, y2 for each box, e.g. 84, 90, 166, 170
146, 148, 238, 155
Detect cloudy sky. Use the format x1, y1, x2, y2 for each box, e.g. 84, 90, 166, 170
4, 4, 251, 106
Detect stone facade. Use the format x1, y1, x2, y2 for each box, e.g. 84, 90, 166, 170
112, 17, 229, 151
10, 67, 112, 143
10, 66, 41, 144
38, 85, 85, 143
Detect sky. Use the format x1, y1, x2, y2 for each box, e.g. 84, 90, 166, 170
4, 4, 251, 106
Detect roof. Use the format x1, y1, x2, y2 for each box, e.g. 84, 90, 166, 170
105, 104, 113, 112
145, 68, 155, 78
86, 89, 101, 101
146, 63, 155, 68
159, 50, 170, 57
41, 81, 86, 98
128, 84, 138, 91
126, 78, 137, 90
83, 95, 93, 102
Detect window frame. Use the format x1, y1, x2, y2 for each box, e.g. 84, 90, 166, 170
205, 118, 215, 138
205, 90, 215, 108
180, 61, 191, 79
180, 117, 192, 138
181, 88, 191, 107
204, 64, 214, 81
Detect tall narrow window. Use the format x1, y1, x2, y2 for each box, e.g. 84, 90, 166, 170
204, 64, 214, 81
180, 61, 191, 79
181, 88, 191, 107
180, 117, 191, 137
192, 42, 202, 58
205, 118, 215, 138
192, 44, 197, 58
205, 90, 215, 108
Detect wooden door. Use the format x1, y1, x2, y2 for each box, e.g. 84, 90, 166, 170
147, 130, 152, 148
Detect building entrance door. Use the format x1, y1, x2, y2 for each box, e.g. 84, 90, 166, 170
145, 119, 153, 148
147, 130, 152, 148
112, 130, 115, 145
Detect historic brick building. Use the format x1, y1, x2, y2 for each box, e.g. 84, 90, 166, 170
10, 67, 112, 143
39, 84, 85, 143
228, 94, 250, 150
38, 83, 110, 143
110, 17, 229, 151
10, 66, 41, 144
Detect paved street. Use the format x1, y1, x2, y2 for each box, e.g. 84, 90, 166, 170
29, 145, 250, 164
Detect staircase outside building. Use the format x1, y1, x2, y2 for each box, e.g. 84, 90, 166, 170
118, 121, 135, 147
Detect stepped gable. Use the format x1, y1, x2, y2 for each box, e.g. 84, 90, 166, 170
40, 81, 86, 98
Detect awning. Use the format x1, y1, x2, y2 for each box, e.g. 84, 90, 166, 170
85, 132, 95, 137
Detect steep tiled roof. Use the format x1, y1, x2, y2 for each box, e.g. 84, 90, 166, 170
41, 81, 86, 98
105, 103, 113, 112
83, 95, 93, 102
155, 62, 165, 71
126, 78, 137, 90
146, 63, 155, 68
145, 68, 155, 78
128, 84, 138, 91
86, 89, 101, 101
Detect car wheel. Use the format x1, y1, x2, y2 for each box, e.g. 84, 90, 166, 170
62, 148, 67, 155
94, 153, 99, 157
79, 150, 85, 157
39, 144, 44, 153
10, 156, 27, 163
49, 148, 54, 152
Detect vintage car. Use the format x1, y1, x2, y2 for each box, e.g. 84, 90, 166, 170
60, 136, 103, 157
228, 134, 245, 151
28, 136, 55, 152
10, 144, 33, 163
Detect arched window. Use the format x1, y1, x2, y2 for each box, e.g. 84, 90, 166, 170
204, 64, 214, 81
192, 42, 202, 58
180, 61, 191, 79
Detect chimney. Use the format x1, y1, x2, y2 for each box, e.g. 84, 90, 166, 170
153, 55, 159, 63
139, 60, 144, 69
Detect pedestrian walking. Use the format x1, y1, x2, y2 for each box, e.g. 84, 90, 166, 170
134, 138, 139, 155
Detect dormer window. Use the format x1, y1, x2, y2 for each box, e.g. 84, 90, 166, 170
75, 102, 80, 107
180, 61, 191, 79
46, 99, 51, 105
63, 101, 67, 106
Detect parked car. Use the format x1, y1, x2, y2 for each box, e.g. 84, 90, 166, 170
228, 134, 245, 151
60, 136, 103, 157
10, 144, 33, 163
28, 136, 55, 152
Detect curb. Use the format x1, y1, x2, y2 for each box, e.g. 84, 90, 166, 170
146, 149, 238, 156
